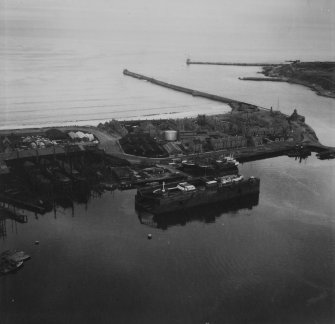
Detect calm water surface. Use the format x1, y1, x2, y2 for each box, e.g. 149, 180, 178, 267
1, 154, 334, 324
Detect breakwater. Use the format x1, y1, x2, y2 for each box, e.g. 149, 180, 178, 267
186, 59, 280, 67
123, 69, 269, 112
238, 77, 286, 82
123, 69, 232, 103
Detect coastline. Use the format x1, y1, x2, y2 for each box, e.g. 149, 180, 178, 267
0, 105, 231, 132
1, 65, 334, 165
285, 78, 335, 99
186, 60, 335, 99
0, 114, 332, 167
261, 62, 335, 99
2, 73, 333, 165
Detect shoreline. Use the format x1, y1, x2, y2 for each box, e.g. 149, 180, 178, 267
0, 107, 231, 133
1, 67, 334, 165
261, 62, 335, 99
285, 78, 335, 99
186, 59, 335, 99
0, 116, 332, 167
0, 110, 333, 217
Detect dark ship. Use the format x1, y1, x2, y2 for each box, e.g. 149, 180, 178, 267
135, 174, 260, 215
137, 193, 259, 230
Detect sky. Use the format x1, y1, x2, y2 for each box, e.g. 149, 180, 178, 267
0, 0, 334, 60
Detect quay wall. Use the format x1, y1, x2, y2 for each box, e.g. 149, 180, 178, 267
102, 142, 299, 165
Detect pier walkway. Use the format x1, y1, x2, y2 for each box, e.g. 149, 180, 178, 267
123, 69, 272, 113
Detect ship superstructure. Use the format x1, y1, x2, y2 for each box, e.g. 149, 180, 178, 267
135, 175, 260, 215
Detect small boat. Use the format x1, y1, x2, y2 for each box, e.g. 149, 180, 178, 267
316, 151, 335, 160
222, 155, 239, 166
0, 250, 30, 275
6, 251, 31, 262
181, 160, 196, 168
0, 260, 24, 275
287, 149, 311, 158
100, 182, 117, 191
217, 174, 244, 185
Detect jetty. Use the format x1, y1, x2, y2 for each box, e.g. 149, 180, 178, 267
123, 69, 272, 113
238, 77, 287, 82
186, 59, 280, 67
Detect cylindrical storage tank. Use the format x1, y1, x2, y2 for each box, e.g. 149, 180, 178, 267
164, 130, 177, 141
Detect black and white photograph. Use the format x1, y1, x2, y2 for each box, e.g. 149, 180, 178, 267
0, 1, 334, 323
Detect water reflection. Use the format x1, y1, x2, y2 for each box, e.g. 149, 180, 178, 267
0, 216, 20, 240
0, 185, 110, 239
0, 217, 7, 239
286, 146, 312, 163
136, 193, 259, 230
286, 154, 311, 164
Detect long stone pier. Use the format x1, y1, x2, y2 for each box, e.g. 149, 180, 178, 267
123, 69, 270, 112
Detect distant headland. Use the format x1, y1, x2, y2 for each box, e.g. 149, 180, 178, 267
186, 59, 335, 99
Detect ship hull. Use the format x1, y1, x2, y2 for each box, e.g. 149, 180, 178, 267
135, 178, 260, 215
137, 193, 259, 229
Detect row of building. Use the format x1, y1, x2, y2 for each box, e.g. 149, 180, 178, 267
241, 125, 288, 137
161, 130, 249, 154
122, 120, 295, 156
209, 136, 248, 150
